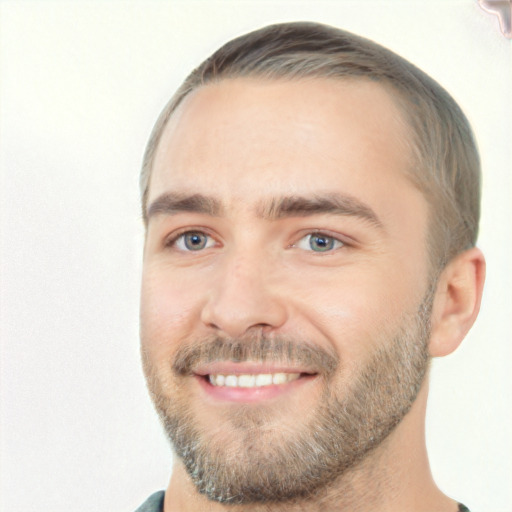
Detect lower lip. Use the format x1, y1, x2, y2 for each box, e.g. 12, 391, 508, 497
196, 374, 317, 403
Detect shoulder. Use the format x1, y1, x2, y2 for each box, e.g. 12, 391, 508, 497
133, 491, 165, 512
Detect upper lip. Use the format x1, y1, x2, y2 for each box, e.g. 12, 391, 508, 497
193, 361, 318, 376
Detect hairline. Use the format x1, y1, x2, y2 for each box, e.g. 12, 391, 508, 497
140, 23, 480, 275
143, 74, 442, 282
142, 74, 423, 216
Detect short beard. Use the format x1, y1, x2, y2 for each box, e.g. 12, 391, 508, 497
142, 291, 432, 506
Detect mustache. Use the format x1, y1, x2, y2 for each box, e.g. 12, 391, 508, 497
172, 335, 339, 377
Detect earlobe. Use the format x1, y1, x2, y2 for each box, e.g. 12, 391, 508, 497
428, 247, 486, 358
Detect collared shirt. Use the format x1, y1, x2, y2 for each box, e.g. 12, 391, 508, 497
134, 491, 471, 511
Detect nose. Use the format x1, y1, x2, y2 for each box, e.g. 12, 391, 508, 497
200, 253, 288, 338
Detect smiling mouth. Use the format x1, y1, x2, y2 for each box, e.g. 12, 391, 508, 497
194, 370, 318, 403
208, 372, 302, 387
191, 360, 320, 402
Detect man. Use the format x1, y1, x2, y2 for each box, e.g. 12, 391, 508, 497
136, 22, 485, 512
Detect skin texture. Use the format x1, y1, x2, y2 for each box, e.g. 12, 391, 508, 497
140, 78, 485, 511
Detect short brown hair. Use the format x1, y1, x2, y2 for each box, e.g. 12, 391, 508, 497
140, 21, 480, 272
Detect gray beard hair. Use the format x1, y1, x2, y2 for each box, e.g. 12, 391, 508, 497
143, 290, 433, 506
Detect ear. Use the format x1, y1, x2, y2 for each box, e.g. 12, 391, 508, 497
429, 247, 486, 357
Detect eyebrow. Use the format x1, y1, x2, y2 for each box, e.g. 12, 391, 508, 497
146, 192, 222, 221
146, 191, 383, 229
257, 193, 383, 228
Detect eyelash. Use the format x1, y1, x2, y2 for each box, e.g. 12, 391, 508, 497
294, 232, 346, 252
164, 229, 217, 251
164, 229, 348, 253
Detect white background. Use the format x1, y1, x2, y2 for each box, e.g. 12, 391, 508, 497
1, 1, 511, 511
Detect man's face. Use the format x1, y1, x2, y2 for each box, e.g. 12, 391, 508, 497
140, 78, 433, 504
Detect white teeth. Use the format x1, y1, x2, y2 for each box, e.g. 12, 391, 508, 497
255, 374, 273, 387
272, 373, 287, 385
224, 375, 238, 387
208, 373, 301, 388
238, 375, 256, 387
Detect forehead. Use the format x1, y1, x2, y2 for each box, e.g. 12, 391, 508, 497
149, 77, 420, 219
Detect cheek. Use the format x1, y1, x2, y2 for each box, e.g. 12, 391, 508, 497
140, 264, 203, 360
290, 266, 417, 361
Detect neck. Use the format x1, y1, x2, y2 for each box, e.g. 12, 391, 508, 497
164, 380, 458, 512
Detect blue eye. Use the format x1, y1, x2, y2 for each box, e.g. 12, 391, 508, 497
297, 233, 344, 252
173, 231, 215, 251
